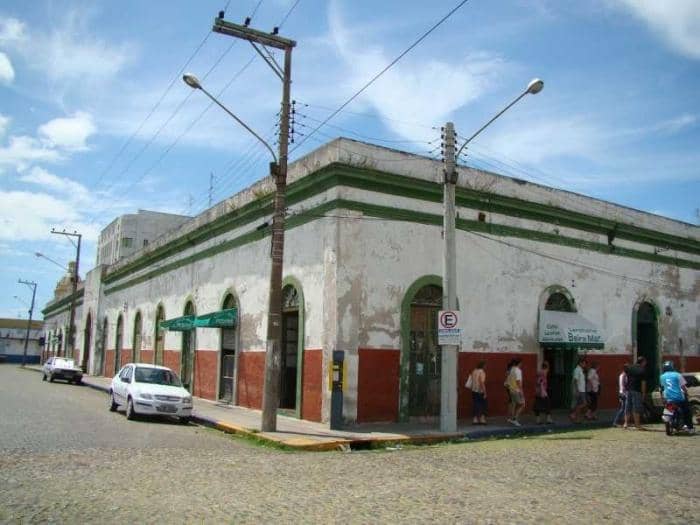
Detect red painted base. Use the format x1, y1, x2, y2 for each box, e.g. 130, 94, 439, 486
237, 351, 265, 410
302, 349, 323, 422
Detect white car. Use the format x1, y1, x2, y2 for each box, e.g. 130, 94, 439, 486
108, 363, 193, 424
43, 357, 83, 384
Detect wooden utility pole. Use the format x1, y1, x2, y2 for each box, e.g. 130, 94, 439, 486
18, 279, 37, 367
212, 14, 296, 432
50, 229, 81, 359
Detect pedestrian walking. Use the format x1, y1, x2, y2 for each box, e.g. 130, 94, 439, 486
569, 356, 588, 423
467, 361, 488, 425
505, 358, 525, 426
534, 360, 552, 424
625, 356, 647, 430
612, 364, 629, 427
586, 361, 600, 420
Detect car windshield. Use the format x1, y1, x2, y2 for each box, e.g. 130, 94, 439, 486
54, 358, 75, 368
134, 367, 182, 387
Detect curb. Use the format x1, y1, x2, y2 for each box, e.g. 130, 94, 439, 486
22, 365, 615, 450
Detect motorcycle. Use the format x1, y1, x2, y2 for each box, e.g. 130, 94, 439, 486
662, 401, 688, 436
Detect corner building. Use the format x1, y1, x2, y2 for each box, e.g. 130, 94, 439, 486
42, 138, 700, 425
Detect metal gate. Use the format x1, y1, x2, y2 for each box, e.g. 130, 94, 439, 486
220, 352, 235, 402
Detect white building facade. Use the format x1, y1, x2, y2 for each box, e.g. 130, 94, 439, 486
42, 139, 700, 425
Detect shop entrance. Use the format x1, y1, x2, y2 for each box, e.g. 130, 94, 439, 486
181, 301, 196, 392
408, 284, 442, 420
543, 346, 576, 409
280, 285, 299, 410
82, 314, 92, 371
219, 294, 238, 403
636, 301, 659, 390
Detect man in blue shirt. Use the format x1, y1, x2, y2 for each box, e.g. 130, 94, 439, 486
659, 361, 694, 432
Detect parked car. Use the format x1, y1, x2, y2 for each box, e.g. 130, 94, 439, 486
108, 363, 193, 423
651, 372, 700, 423
42, 357, 83, 384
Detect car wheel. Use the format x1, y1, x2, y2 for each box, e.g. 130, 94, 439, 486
48, 373, 55, 382
108, 391, 118, 412
73, 378, 82, 385
691, 403, 700, 424
179, 416, 191, 425
42, 373, 47, 381
126, 397, 137, 420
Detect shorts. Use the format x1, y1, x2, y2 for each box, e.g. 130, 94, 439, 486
572, 391, 587, 409
625, 390, 643, 415
509, 390, 524, 406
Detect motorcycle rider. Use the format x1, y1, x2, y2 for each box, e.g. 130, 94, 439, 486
659, 360, 695, 434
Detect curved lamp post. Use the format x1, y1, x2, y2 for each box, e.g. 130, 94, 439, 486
439, 78, 544, 433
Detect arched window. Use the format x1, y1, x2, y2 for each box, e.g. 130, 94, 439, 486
133, 311, 142, 363
545, 292, 573, 312
154, 305, 165, 365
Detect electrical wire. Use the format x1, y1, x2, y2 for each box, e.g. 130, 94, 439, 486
290, 0, 471, 153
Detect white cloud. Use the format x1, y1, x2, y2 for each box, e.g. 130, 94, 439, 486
0, 52, 15, 84
0, 114, 9, 137
19, 166, 90, 200
0, 17, 25, 42
0, 190, 84, 241
38, 112, 96, 151
327, 1, 507, 140
0, 135, 63, 171
612, 0, 700, 59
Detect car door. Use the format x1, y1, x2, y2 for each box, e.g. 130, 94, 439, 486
114, 366, 132, 403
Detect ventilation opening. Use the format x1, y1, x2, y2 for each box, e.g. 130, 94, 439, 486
478, 212, 486, 222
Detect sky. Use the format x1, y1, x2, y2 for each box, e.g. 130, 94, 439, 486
1, 0, 698, 318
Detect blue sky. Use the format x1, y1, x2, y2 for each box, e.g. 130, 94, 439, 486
1, 0, 698, 317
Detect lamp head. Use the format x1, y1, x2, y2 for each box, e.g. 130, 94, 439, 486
526, 78, 544, 95
182, 73, 202, 90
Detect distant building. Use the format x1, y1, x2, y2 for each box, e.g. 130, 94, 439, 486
96, 210, 191, 266
0, 318, 44, 364
42, 138, 699, 426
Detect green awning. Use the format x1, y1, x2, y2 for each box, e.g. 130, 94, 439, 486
538, 310, 604, 349
194, 308, 237, 328
159, 315, 195, 332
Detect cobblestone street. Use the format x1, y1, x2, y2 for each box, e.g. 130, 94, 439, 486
1, 365, 697, 524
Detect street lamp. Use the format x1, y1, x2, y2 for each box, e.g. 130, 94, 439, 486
183, 37, 293, 431
440, 78, 543, 433
35, 252, 69, 272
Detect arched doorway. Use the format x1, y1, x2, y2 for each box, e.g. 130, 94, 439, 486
541, 289, 576, 410
280, 284, 300, 411
219, 293, 238, 403
82, 313, 92, 371
115, 315, 123, 372
406, 283, 443, 421
98, 317, 108, 375
181, 301, 196, 392
636, 301, 659, 390
133, 312, 143, 363
154, 305, 165, 365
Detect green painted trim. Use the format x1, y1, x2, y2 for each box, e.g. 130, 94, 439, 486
399, 275, 442, 423
101, 163, 699, 289
41, 289, 85, 316
282, 276, 305, 420
104, 197, 700, 298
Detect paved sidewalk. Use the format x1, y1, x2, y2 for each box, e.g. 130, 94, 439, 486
26, 366, 616, 450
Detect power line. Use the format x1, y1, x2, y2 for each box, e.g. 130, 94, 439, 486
290, 0, 471, 152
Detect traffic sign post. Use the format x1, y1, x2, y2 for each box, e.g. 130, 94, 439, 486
438, 310, 461, 346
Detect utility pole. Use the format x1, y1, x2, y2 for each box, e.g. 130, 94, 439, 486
51, 229, 81, 359
439, 78, 543, 432
212, 14, 296, 432
440, 123, 458, 432
18, 279, 37, 367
